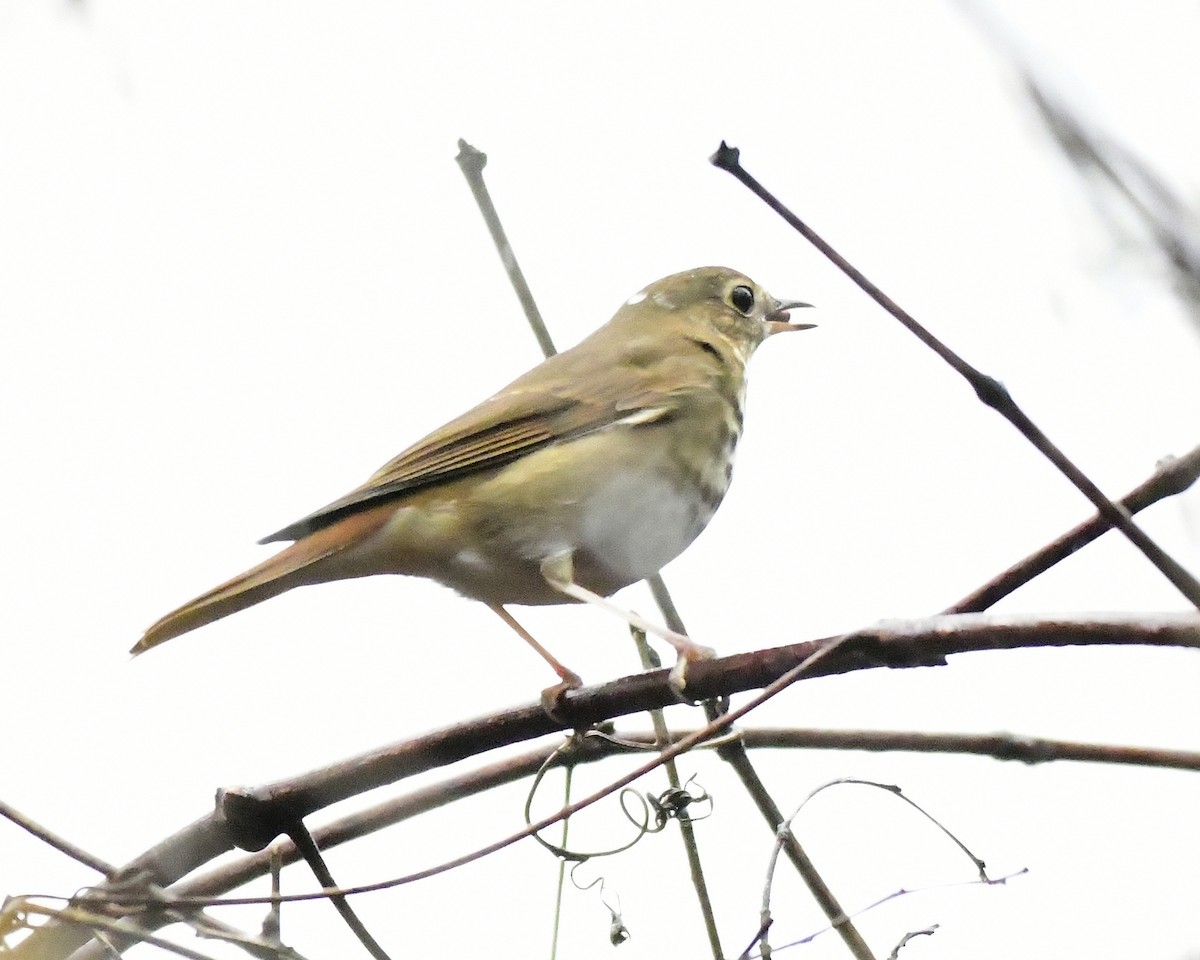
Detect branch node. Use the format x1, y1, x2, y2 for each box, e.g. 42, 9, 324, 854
454, 138, 486, 174
709, 140, 741, 171
971, 372, 1011, 411
218, 789, 302, 853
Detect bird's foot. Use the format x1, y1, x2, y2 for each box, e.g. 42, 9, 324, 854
540, 669, 584, 723
666, 636, 716, 704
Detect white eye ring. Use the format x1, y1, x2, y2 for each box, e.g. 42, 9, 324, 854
730, 285, 755, 315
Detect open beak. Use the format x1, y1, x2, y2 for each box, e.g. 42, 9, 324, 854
764, 299, 816, 335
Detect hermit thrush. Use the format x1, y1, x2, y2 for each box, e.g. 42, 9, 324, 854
135, 267, 814, 694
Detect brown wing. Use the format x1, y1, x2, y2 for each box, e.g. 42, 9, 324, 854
258, 345, 683, 543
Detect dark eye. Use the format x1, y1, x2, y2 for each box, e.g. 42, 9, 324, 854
730, 285, 755, 315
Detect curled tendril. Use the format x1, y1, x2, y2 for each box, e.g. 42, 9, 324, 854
524, 733, 715, 861
523, 735, 652, 861
645, 774, 713, 829
752, 778, 1007, 958
617, 773, 713, 835
569, 864, 630, 946
578, 727, 663, 752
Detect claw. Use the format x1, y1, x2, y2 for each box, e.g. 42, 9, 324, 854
540, 671, 584, 723
667, 643, 715, 703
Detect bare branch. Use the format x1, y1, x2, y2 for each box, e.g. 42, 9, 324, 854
12, 613, 1198, 960
0, 801, 116, 878
157, 724, 1200, 908
710, 142, 1200, 610
946, 445, 1200, 613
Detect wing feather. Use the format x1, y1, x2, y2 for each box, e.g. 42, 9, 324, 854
260, 394, 670, 543
258, 329, 710, 544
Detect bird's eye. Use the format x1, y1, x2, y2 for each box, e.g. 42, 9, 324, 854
730, 285, 755, 315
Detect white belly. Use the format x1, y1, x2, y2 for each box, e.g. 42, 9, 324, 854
399, 421, 736, 604
577, 469, 713, 583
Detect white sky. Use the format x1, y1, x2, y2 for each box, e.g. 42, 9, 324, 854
2, 2, 1199, 959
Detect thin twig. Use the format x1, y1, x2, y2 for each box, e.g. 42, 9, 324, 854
284, 824, 393, 960
548, 763, 571, 960
705, 702, 875, 960
768, 869, 1022, 957
725, 728, 1200, 771
710, 141, 1200, 611
14, 901, 222, 960
757, 778, 985, 958
0, 800, 116, 878
3, 888, 311, 960
945, 444, 1200, 613
263, 845, 282, 943
454, 140, 557, 357
631, 629, 723, 960
172, 907, 311, 960
888, 925, 939, 959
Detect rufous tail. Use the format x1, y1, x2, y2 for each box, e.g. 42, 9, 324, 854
132, 505, 394, 655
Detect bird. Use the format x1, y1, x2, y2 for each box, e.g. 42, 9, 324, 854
135, 266, 814, 698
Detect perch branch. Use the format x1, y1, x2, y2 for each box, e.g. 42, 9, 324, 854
12, 614, 1199, 960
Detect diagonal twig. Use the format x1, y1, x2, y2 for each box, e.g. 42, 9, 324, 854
728, 725, 875, 960
454, 140, 557, 357
710, 141, 1200, 612
0, 800, 117, 878
945, 444, 1200, 613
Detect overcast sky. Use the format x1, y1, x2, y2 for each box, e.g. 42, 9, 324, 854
2, 3, 1199, 959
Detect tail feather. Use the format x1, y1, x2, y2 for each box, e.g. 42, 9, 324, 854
133, 505, 395, 654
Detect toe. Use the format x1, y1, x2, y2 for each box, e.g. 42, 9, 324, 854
667, 658, 700, 704
540, 673, 583, 722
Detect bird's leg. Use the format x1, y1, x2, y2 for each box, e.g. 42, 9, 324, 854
487, 603, 583, 717
539, 553, 715, 696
